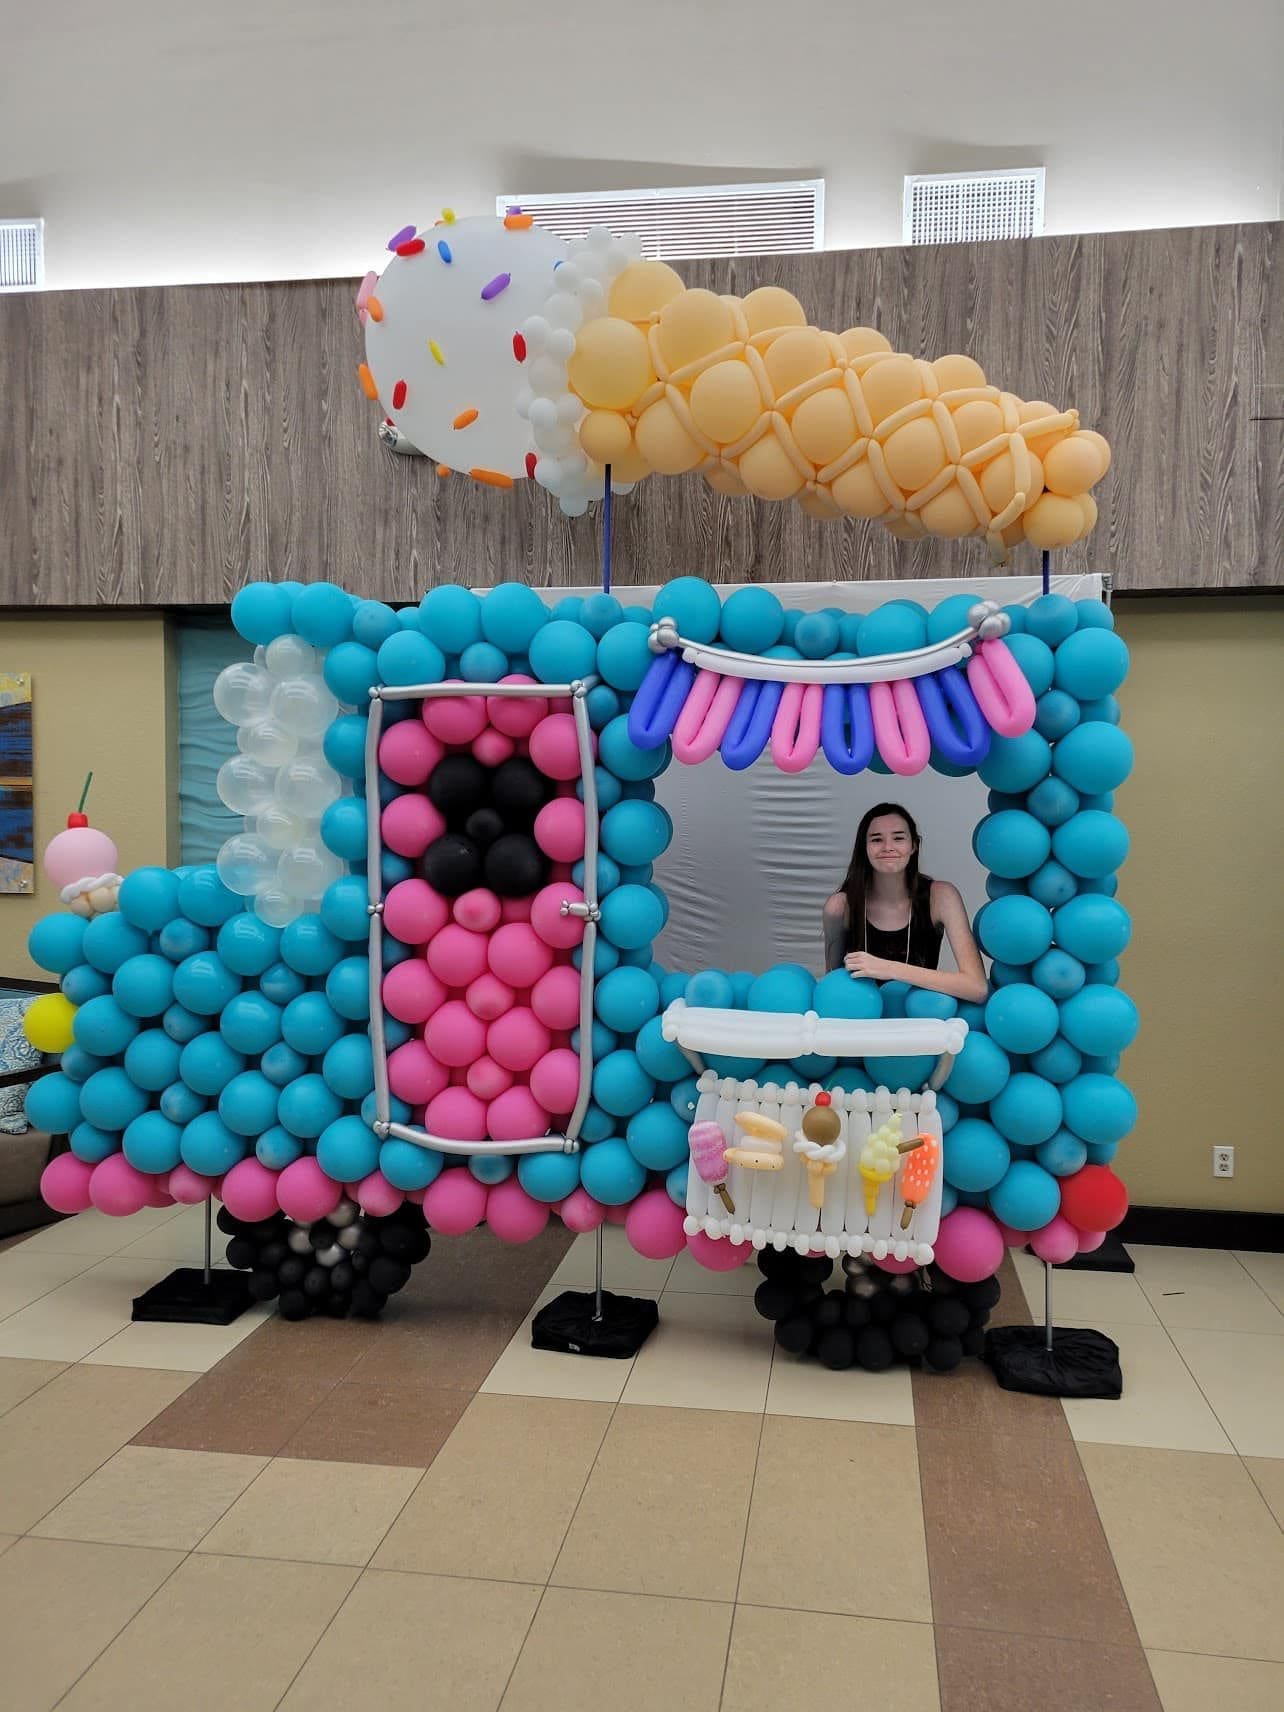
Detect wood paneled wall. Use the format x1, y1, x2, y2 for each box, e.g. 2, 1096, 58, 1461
2, 221, 1279, 605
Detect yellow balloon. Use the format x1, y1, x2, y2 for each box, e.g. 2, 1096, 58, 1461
633, 397, 703, 474
23, 992, 77, 1054
933, 353, 988, 391
952, 399, 1005, 453
704, 465, 749, 498
579, 409, 633, 465
800, 490, 841, 519
763, 328, 831, 396
689, 360, 762, 444
839, 326, 893, 360
831, 458, 887, 518
1077, 429, 1112, 475
607, 260, 686, 323
1024, 492, 1086, 549
606, 444, 653, 484
1043, 433, 1107, 497
738, 433, 804, 500
656, 289, 735, 372
882, 417, 948, 493
1077, 492, 1099, 532
740, 287, 807, 336
566, 318, 655, 410
979, 447, 1045, 513
919, 483, 978, 538
861, 356, 923, 425
790, 389, 857, 467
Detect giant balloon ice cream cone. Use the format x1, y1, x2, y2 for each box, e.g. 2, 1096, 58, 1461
43, 775, 121, 916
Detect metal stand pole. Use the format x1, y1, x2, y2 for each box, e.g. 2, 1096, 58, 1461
203, 1197, 213, 1291
593, 1224, 605, 1324
1043, 1258, 1053, 1352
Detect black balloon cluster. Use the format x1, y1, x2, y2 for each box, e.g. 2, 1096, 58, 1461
423, 755, 555, 897
753, 1249, 1001, 1374
218, 1201, 431, 1321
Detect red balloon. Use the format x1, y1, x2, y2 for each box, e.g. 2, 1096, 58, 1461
1058, 1164, 1128, 1232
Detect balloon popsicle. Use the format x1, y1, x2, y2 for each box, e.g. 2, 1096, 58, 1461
688, 1120, 736, 1214
900, 1132, 941, 1229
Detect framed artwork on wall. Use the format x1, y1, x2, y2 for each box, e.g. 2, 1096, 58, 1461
0, 673, 34, 894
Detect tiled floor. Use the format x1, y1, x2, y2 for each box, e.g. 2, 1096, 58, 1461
0, 1208, 1281, 1710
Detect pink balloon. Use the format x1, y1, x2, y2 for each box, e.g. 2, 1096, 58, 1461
487, 676, 547, 737
499, 896, 532, 923
994, 1220, 1031, 1247
41, 1151, 95, 1215
530, 883, 586, 949
379, 722, 443, 787
422, 1168, 489, 1234
383, 878, 450, 944
44, 824, 119, 891
625, 1187, 687, 1260
423, 687, 488, 744
529, 1047, 581, 1114
426, 923, 490, 988
472, 729, 516, 767
559, 1186, 606, 1232
355, 1171, 405, 1216
932, 1207, 1005, 1284
424, 1000, 488, 1067
530, 964, 583, 1030
465, 972, 516, 1022
381, 794, 447, 858
533, 798, 586, 862
89, 1153, 152, 1217
487, 1007, 551, 1074
486, 1178, 550, 1244
387, 1038, 450, 1105
487, 921, 554, 987
382, 960, 449, 1025
486, 1085, 550, 1142
277, 1157, 342, 1222
406, 1186, 427, 1205
167, 1164, 218, 1204
143, 1176, 176, 1208
872, 1252, 920, 1274
453, 888, 502, 934
425, 1086, 489, 1142
466, 1056, 514, 1100
528, 712, 583, 781
220, 1157, 281, 1223
1030, 1214, 1079, 1265
605, 1203, 630, 1226
1073, 1226, 1107, 1255
686, 1229, 753, 1272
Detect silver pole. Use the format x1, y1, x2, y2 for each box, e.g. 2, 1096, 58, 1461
1043, 1258, 1053, 1352
203, 1197, 213, 1289
593, 1223, 605, 1324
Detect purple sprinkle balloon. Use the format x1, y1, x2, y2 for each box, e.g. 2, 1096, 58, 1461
387, 224, 417, 251
480, 272, 511, 302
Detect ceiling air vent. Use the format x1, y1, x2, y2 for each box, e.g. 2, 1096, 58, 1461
496, 181, 824, 260
0, 219, 44, 291
903, 170, 1044, 245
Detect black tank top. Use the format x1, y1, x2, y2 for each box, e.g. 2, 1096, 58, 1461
847, 904, 944, 970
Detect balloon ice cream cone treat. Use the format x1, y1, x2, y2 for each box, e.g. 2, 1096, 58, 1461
900, 1132, 941, 1229
724, 1109, 787, 1171
42, 777, 121, 917
688, 1120, 736, 1213
792, 1092, 846, 1211
859, 1114, 905, 1217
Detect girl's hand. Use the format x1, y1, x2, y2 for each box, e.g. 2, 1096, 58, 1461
844, 952, 891, 980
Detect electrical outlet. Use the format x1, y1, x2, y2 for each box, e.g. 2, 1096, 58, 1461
1213, 1146, 1235, 1178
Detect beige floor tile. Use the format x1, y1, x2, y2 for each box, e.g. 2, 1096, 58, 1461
16, 1204, 184, 1257
1080, 1442, 1284, 1657
548, 1225, 676, 1294
84, 1303, 275, 1373
1147, 1650, 1284, 1711
112, 1203, 221, 1263
766, 1348, 915, 1425
373, 1393, 611, 1582
1011, 1247, 1160, 1326
196, 1455, 420, 1565
1056, 1318, 1233, 1453
279, 1569, 540, 1710
33, 1444, 267, 1549
1235, 1250, 1284, 1313
726, 1602, 938, 1710
0, 1249, 97, 1318
739, 1417, 930, 1620
0, 1535, 183, 1709
0, 1531, 15, 1555
0, 1362, 198, 1532
666, 1247, 762, 1295
0, 1353, 67, 1415
501, 1585, 732, 1712
58, 1550, 356, 1712
1130, 1245, 1284, 1334
553, 1405, 759, 1599
0, 1255, 169, 1361
620, 1291, 772, 1413
1168, 1327, 1284, 1457
480, 1284, 651, 1404
1243, 1457, 1284, 1526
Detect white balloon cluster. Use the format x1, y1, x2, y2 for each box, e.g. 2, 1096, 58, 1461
213, 634, 346, 926
519, 226, 643, 516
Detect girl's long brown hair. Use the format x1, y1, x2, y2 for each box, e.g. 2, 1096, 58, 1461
840, 802, 933, 952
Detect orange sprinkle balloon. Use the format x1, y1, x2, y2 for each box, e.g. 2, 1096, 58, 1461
453, 408, 479, 430
470, 467, 514, 489
357, 363, 378, 401
366, 296, 384, 323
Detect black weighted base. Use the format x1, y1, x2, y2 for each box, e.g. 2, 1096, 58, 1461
132, 1267, 254, 1326
984, 1324, 1122, 1399
1061, 1232, 1134, 1273
531, 1289, 659, 1359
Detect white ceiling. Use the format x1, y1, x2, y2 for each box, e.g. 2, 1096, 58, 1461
4, 1, 1282, 290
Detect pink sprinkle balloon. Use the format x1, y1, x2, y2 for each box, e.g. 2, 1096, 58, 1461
356, 1171, 405, 1216
472, 730, 515, 767
486, 1085, 550, 1142
277, 1157, 343, 1222
383, 877, 451, 944
422, 1168, 488, 1234
872, 1252, 920, 1275
932, 1207, 1005, 1284
487, 1007, 550, 1073
379, 723, 443, 787
486, 1178, 549, 1244
625, 1187, 687, 1260
388, 1038, 450, 1104
167, 1164, 217, 1204
424, 1000, 488, 1067
466, 1055, 514, 1100
488, 922, 555, 987
89, 1153, 152, 1217
382, 794, 447, 858
530, 883, 585, 949
426, 923, 490, 988
487, 676, 547, 737
382, 960, 449, 1024
686, 1229, 752, 1272
499, 896, 532, 923
529, 1048, 580, 1113
425, 1086, 489, 1142
44, 823, 119, 890
423, 688, 488, 744
531, 965, 582, 1030
560, 1187, 606, 1232
41, 1152, 95, 1215
528, 712, 582, 781
1031, 1214, 1081, 1264
452, 888, 502, 933
465, 972, 516, 1022
220, 1157, 281, 1223
533, 798, 586, 862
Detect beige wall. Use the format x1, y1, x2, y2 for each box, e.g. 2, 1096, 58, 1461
1, 614, 177, 981
1113, 597, 1284, 1213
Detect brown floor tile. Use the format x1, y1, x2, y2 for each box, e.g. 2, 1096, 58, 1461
416, 1224, 573, 1313
279, 1380, 469, 1467
1146, 1650, 1284, 1711
918, 1426, 1138, 1646
342, 1302, 527, 1392
726, 1604, 939, 1710
936, 1627, 1161, 1712
131, 1371, 338, 1457
0, 1532, 16, 1555
0, 1354, 67, 1416
211, 1312, 375, 1383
